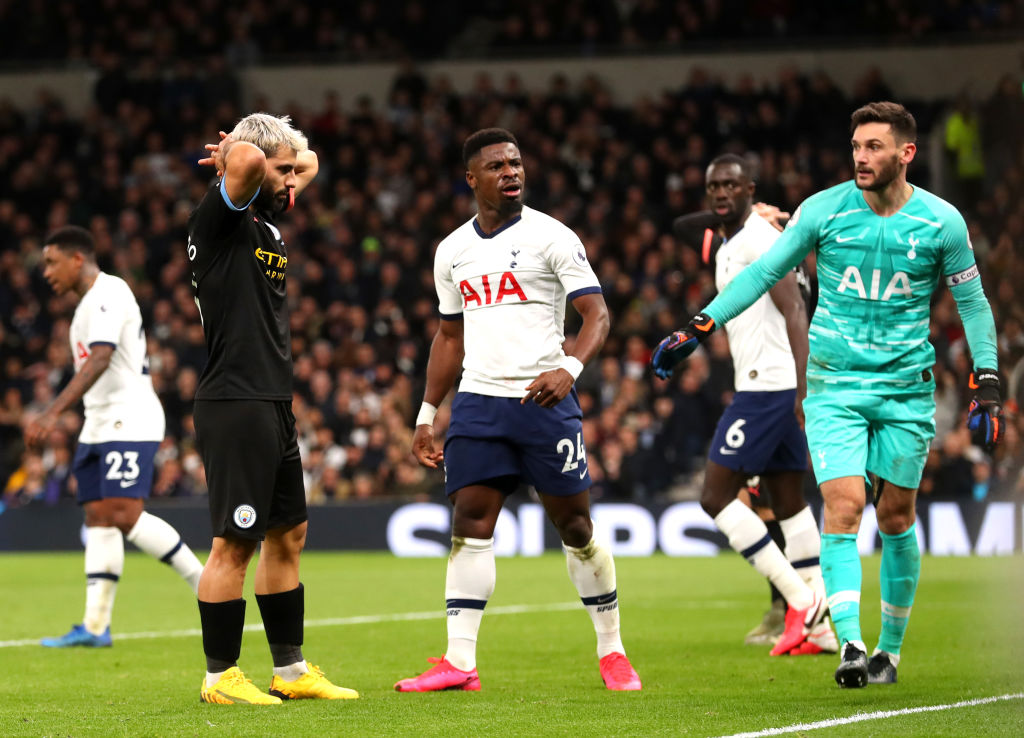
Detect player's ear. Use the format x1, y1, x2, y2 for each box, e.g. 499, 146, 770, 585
465, 169, 476, 190
900, 141, 917, 165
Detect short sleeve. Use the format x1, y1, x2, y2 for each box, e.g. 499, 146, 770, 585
547, 231, 601, 300
434, 245, 464, 319
84, 285, 126, 348
187, 184, 246, 281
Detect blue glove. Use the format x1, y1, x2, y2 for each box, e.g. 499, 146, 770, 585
966, 369, 1002, 453
651, 313, 716, 380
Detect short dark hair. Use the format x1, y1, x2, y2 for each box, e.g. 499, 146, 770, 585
463, 128, 519, 168
850, 101, 917, 143
708, 153, 753, 180
45, 225, 95, 257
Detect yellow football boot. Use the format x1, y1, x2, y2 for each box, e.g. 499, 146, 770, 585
269, 662, 360, 700
200, 667, 283, 705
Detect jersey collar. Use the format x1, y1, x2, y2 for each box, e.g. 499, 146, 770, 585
473, 214, 522, 239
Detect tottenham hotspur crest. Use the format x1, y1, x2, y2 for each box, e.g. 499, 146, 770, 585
510, 249, 520, 268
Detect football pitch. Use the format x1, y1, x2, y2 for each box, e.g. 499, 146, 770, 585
1, 551, 1022, 737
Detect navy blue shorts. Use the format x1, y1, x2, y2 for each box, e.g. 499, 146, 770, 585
444, 391, 591, 497
707, 389, 807, 473
73, 440, 160, 504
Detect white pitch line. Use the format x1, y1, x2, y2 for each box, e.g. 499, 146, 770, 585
713, 692, 1024, 738
0, 601, 583, 648
2, 598, 740, 649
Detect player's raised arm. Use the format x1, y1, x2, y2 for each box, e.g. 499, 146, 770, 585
412, 318, 465, 468
200, 131, 267, 208
293, 149, 319, 199
523, 292, 609, 408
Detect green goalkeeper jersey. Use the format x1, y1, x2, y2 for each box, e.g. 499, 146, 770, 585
704, 180, 998, 388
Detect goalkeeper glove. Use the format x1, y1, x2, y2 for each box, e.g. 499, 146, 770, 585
651, 313, 716, 380
966, 369, 1002, 453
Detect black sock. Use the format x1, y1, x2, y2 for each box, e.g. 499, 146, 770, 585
198, 598, 245, 673
256, 583, 305, 667
765, 520, 786, 605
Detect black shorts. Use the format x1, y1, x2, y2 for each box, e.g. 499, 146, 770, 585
194, 399, 307, 540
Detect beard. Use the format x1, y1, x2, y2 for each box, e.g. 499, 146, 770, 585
255, 187, 289, 215
495, 196, 524, 221
856, 155, 901, 192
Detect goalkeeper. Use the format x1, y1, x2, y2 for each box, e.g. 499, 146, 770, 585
652, 102, 1001, 689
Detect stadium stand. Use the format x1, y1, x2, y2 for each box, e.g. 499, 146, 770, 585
1, 3, 1023, 512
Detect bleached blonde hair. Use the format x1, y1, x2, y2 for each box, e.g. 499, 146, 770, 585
230, 113, 308, 157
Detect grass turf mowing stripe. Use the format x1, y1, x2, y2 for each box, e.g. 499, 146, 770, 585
713, 692, 1024, 738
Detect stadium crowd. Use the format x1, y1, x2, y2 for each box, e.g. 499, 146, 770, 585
1, 50, 1023, 510
0, 0, 1020, 65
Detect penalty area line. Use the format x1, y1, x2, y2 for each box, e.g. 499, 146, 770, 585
712, 692, 1024, 738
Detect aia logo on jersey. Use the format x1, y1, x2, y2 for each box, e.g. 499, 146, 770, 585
460, 272, 527, 308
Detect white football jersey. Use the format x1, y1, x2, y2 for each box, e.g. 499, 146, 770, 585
434, 206, 602, 397
714, 211, 798, 392
69, 272, 165, 443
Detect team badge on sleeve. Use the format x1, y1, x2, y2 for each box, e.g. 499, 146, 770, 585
233, 504, 257, 529
572, 244, 588, 266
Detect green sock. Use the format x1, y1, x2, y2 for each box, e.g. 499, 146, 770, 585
821, 533, 862, 646
877, 524, 920, 655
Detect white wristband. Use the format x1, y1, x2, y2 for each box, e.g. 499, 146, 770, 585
415, 402, 437, 427
561, 355, 585, 381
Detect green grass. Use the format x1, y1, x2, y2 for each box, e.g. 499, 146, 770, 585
1, 552, 1022, 737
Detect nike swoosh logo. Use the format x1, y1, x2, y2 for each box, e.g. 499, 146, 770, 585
120, 480, 138, 488
594, 592, 616, 604
835, 235, 858, 243
719, 447, 738, 455
578, 467, 588, 479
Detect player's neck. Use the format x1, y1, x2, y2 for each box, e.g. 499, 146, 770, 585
862, 179, 913, 217
75, 265, 100, 298
475, 203, 523, 235
721, 207, 750, 240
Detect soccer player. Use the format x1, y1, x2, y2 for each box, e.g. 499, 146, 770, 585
395, 128, 641, 692
188, 114, 357, 704
26, 225, 204, 648
651, 102, 1001, 687
664, 154, 836, 657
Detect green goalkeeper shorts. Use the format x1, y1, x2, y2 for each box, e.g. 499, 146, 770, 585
803, 384, 935, 489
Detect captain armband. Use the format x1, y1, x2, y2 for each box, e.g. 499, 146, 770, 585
944, 265, 979, 287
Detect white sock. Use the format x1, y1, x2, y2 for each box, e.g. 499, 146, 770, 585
779, 506, 825, 595
564, 536, 624, 659
444, 537, 495, 671
205, 670, 227, 687
273, 661, 310, 681
83, 526, 124, 635
127, 511, 204, 594
714, 499, 814, 610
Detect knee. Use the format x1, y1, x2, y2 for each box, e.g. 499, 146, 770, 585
555, 514, 593, 549
824, 497, 863, 533
210, 537, 257, 572
700, 489, 727, 519
876, 508, 914, 536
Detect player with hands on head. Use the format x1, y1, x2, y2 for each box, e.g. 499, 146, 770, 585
188, 113, 357, 705
663, 154, 836, 657
29, 225, 204, 649
655, 102, 1000, 688
399, 128, 641, 693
